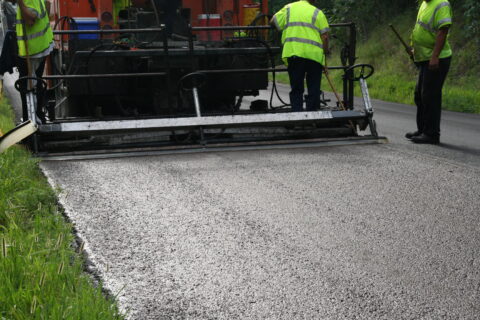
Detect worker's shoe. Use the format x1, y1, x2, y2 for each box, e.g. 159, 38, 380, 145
405, 131, 421, 139
411, 133, 440, 145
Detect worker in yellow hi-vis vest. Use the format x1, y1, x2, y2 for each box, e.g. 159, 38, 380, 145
271, 0, 330, 112
406, 0, 452, 144
7, 0, 53, 123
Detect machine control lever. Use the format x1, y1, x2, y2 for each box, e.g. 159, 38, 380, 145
179, 72, 207, 117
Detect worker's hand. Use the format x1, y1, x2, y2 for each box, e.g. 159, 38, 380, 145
429, 56, 440, 70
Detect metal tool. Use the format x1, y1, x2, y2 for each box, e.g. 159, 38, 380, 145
323, 59, 346, 110
389, 24, 414, 61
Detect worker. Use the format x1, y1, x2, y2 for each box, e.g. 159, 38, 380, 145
2, 0, 17, 30
0, 0, 18, 75
406, 0, 452, 144
8, 0, 54, 123
271, 0, 330, 112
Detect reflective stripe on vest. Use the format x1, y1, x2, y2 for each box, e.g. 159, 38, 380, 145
312, 9, 320, 25
279, 1, 328, 65
284, 7, 328, 42
286, 22, 321, 32
272, 15, 280, 30
17, 23, 50, 41
416, 2, 451, 33
284, 23, 329, 34
284, 37, 323, 49
16, 0, 53, 56
16, 3, 46, 25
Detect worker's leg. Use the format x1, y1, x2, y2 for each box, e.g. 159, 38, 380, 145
414, 62, 427, 134
305, 59, 323, 111
33, 57, 47, 122
16, 57, 47, 122
17, 57, 29, 121
287, 56, 306, 111
421, 57, 451, 139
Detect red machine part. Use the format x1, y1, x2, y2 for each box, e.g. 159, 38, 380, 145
51, 0, 268, 31
53, 0, 113, 28
183, 0, 268, 27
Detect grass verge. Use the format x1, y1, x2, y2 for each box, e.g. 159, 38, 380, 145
0, 97, 123, 319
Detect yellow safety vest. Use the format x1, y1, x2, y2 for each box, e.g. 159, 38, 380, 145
272, 0, 329, 66
412, 0, 452, 62
16, 0, 53, 57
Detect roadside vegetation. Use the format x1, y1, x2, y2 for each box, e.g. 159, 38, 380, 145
270, 0, 480, 113
0, 98, 123, 319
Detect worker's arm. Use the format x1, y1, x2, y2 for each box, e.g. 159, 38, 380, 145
269, 16, 278, 29
429, 27, 449, 70
17, 0, 37, 26
45, 0, 55, 20
321, 32, 330, 55
270, 6, 287, 31
314, 10, 330, 55
45, 0, 51, 16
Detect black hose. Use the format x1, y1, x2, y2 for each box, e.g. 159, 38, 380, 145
87, 0, 96, 12
240, 37, 290, 109
46, 16, 79, 92
150, 0, 161, 27
239, 13, 291, 110
14, 77, 47, 94
84, 44, 130, 115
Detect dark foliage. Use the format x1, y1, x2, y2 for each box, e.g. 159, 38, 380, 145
269, 0, 479, 41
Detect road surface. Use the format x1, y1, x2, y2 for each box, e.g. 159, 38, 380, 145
4, 77, 480, 319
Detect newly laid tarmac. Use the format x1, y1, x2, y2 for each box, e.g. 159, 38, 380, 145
5, 77, 480, 319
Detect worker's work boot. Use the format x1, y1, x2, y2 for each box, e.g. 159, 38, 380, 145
411, 133, 440, 145
405, 131, 421, 139
305, 95, 320, 111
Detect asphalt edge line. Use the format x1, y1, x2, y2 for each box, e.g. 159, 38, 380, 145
39, 165, 130, 317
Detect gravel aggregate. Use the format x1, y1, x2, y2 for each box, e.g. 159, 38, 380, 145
41, 145, 480, 319
4, 72, 478, 319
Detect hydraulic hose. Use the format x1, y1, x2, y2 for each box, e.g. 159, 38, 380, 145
239, 37, 290, 110
242, 13, 291, 110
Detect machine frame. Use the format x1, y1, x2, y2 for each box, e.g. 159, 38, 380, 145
11, 2, 385, 158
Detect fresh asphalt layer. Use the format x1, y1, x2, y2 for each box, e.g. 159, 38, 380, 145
4, 77, 480, 319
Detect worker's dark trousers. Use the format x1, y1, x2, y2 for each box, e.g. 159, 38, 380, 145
287, 56, 323, 111
414, 57, 451, 138
17, 57, 46, 122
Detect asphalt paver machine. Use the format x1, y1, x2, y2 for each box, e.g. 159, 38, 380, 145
2, 0, 386, 158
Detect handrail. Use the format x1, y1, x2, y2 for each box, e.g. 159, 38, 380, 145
52, 23, 355, 35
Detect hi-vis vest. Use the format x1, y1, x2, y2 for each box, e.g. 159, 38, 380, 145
412, 0, 452, 62
272, 0, 329, 66
16, 0, 53, 57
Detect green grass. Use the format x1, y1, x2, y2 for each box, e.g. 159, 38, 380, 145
273, 11, 480, 113
0, 97, 123, 319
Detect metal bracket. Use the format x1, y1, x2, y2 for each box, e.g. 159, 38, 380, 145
359, 78, 378, 137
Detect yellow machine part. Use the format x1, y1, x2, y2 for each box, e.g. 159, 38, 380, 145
242, 4, 268, 39
113, 0, 130, 24
243, 5, 260, 25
